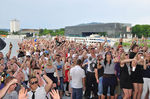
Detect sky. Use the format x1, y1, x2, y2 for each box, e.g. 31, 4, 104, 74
0, 0, 150, 29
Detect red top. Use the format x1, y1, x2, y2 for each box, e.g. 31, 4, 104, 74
64, 66, 70, 82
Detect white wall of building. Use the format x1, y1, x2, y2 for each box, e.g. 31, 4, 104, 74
10, 19, 20, 33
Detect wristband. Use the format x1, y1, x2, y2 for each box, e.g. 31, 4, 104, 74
41, 74, 44, 77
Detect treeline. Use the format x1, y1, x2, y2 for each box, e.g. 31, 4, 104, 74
0, 30, 8, 35
39, 28, 64, 36
1, 25, 150, 37
132, 25, 150, 38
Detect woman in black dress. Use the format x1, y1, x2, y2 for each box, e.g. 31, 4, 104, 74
44, 60, 60, 89
120, 53, 135, 99
131, 52, 144, 99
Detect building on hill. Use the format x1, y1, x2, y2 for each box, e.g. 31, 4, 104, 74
65, 23, 131, 38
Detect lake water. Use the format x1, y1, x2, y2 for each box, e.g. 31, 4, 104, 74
1, 38, 22, 58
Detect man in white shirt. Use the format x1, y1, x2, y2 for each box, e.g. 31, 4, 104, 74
70, 59, 85, 99
27, 71, 53, 99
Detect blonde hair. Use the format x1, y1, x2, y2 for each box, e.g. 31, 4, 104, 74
135, 52, 145, 60
120, 52, 126, 61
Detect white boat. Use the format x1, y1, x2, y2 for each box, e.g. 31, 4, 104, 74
7, 35, 26, 39
66, 34, 116, 46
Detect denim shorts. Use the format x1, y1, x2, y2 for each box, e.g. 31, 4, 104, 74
98, 77, 110, 96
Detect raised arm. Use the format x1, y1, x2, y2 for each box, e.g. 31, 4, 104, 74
120, 59, 135, 67
6, 42, 13, 59
99, 37, 107, 52
0, 79, 17, 99
143, 59, 147, 70
101, 37, 107, 47
82, 50, 87, 59
42, 74, 53, 93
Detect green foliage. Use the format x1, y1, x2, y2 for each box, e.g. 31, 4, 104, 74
98, 32, 107, 36
0, 30, 8, 35
115, 42, 150, 48
39, 29, 44, 36
115, 42, 131, 47
12, 31, 19, 35
132, 25, 150, 37
39, 28, 64, 36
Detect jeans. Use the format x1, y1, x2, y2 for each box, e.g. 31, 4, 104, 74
57, 77, 64, 91
98, 77, 103, 95
72, 88, 83, 99
103, 76, 117, 96
98, 77, 110, 96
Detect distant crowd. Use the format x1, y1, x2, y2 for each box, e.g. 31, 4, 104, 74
0, 36, 150, 99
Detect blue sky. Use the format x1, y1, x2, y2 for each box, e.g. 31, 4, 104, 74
0, 0, 150, 29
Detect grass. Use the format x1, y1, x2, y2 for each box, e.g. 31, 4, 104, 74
115, 42, 150, 48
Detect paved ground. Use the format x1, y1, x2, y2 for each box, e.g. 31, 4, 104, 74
62, 95, 86, 99
62, 96, 71, 99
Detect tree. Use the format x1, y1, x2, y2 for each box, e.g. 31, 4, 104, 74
39, 29, 44, 36
0, 30, 8, 35
132, 25, 150, 37
38, 28, 64, 36
98, 32, 107, 36
12, 31, 19, 35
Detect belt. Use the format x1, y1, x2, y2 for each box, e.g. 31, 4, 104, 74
103, 74, 116, 78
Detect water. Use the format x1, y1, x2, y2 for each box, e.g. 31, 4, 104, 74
0, 38, 22, 58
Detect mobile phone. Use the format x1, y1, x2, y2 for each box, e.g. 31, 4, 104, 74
141, 56, 144, 59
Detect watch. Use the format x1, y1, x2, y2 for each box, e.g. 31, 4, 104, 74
41, 74, 44, 77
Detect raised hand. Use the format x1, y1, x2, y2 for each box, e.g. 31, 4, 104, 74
18, 87, 28, 99
50, 90, 60, 99
9, 42, 13, 49
105, 37, 107, 42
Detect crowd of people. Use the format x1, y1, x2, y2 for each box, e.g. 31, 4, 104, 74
0, 36, 150, 99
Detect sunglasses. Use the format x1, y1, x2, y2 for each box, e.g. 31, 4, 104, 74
26, 56, 31, 58
30, 81, 38, 85
125, 54, 128, 56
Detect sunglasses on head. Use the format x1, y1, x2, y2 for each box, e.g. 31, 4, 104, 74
30, 81, 38, 85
